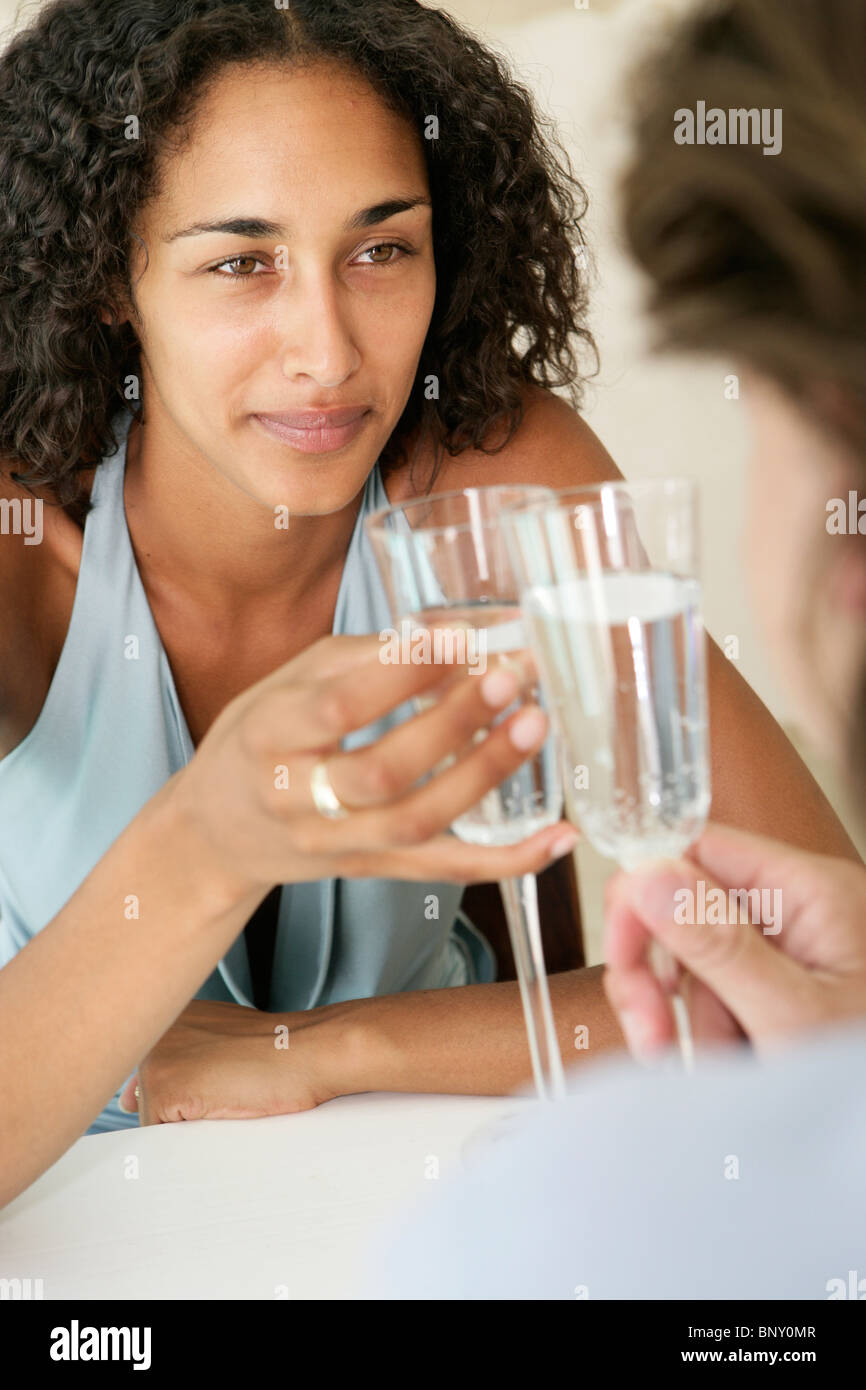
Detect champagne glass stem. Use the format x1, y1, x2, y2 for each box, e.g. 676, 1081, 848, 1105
648, 939, 695, 1072
499, 874, 567, 1101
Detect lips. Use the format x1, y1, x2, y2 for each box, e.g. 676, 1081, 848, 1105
252, 406, 371, 455
256, 407, 369, 430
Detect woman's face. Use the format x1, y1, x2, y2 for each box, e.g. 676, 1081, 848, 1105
743, 371, 866, 762
125, 60, 436, 516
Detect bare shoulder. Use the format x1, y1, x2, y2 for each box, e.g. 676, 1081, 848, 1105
0, 461, 41, 595
0, 458, 88, 569
387, 385, 623, 503
0, 458, 83, 742
0, 463, 78, 583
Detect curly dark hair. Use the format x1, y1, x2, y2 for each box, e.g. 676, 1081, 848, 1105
0, 0, 596, 525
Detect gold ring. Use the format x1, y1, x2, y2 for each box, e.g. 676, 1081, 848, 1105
134, 1085, 141, 1100
310, 760, 350, 820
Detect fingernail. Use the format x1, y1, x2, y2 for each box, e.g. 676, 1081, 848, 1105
480, 668, 518, 708
508, 708, 547, 750
619, 1010, 657, 1064
549, 829, 579, 860
626, 864, 685, 924
117, 1094, 134, 1114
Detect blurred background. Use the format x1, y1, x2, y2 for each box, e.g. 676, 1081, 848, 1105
2, 0, 861, 955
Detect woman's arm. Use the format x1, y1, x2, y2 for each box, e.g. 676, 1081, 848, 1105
339, 965, 620, 1096
122, 967, 625, 1124
0, 777, 266, 1207
0, 636, 572, 1207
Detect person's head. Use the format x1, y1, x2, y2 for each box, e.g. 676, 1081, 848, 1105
621, 0, 866, 788
0, 0, 594, 522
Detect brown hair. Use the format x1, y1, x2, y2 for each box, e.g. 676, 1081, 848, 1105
0, 0, 595, 526
620, 0, 866, 803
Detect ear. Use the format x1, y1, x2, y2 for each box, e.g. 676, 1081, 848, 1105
835, 548, 866, 617
807, 377, 865, 446
100, 278, 136, 327
99, 299, 135, 328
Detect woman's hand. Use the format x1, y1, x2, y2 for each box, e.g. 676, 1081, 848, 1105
602, 822, 866, 1058
170, 633, 576, 898
118, 999, 358, 1124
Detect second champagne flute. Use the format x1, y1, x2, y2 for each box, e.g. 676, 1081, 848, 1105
504, 479, 713, 1070
366, 485, 569, 1101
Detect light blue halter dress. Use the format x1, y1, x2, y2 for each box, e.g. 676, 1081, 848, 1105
0, 410, 496, 1133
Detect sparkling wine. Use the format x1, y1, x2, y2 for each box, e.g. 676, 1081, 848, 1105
408, 602, 562, 845
523, 573, 710, 865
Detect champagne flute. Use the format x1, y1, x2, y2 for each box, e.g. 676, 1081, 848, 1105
366, 486, 570, 1101
504, 479, 712, 1070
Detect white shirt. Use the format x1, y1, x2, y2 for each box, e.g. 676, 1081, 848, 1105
367, 1019, 866, 1299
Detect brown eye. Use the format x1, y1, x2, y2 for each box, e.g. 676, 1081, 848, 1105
357, 242, 411, 267
210, 255, 267, 278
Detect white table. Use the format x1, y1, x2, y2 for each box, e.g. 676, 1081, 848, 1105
0, 1092, 527, 1299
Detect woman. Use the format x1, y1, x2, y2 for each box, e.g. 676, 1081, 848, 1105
0, 0, 856, 1208
371, 0, 866, 1300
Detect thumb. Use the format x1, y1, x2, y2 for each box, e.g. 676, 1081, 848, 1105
621, 858, 799, 1040
117, 1073, 140, 1114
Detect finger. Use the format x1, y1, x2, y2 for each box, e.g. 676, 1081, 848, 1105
327, 663, 523, 809
602, 871, 680, 1053
337, 820, 580, 883
300, 704, 554, 853
602, 960, 674, 1058
686, 822, 816, 896
117, 1073, 140, 1114
139, 1091, 157, 1126
604, 869, 654, 970
227, 636, 386, 726
603, 944, 741, 1056
135, 1077, 162, 1126
276, 633, 386, 684
687, 975, 747, 1043
248, 631, 497, 755
605, 857, 806, 1040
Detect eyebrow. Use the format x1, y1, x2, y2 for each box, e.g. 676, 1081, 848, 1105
163, 196, 432, 242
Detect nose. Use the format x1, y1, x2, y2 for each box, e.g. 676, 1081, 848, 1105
278, 269, 361, 389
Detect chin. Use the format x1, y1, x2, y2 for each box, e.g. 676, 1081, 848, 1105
246, 461, 373, 517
